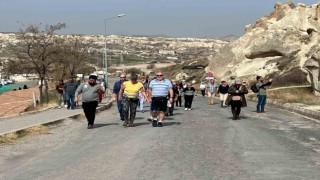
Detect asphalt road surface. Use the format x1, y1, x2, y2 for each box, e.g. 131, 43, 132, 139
1, 96, 320, 180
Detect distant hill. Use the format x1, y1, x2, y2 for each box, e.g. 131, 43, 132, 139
215, 35, 239, 42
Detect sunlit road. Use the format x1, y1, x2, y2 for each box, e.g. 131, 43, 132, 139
1, 95, 320, 179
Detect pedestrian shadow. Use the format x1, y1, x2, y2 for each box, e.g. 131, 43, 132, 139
173, 112, 182, 115
94, 123, 119, 128
226, 116, 248, 120
133, 122, 151, 127
135, 117, 145, 120
165, 117, 175, 120
164, 122, 181, 126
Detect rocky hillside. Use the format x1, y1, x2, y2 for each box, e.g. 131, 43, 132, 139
208, 2, 320, 95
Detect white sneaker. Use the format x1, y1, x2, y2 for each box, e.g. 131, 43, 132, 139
58, 106, 61, 109
188, 108, 191, 111
185, 108, 188, 111
64, 104, 67, 108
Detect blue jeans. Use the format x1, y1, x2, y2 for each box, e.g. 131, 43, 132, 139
117, 98, 125, 120
65, 93, 75, 109
139, 98, 144, 111
257, 95, 267, 112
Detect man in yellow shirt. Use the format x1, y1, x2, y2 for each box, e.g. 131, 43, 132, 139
119, 74, 147, 127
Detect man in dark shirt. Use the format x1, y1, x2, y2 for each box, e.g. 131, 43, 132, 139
217, 81, 230, 107
64, 77, 79, 110
112, 73, 127, 121
166, 81, 179, 116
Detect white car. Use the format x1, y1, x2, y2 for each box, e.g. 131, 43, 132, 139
1, 79, 7, 85
6, 79, 14, 84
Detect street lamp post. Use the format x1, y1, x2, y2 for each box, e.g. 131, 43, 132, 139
104, 14, 125, 85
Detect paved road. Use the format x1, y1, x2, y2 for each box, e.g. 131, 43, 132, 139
1, 96, 320, 179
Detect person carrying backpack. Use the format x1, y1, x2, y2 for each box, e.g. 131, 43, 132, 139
255, 76, 272, 113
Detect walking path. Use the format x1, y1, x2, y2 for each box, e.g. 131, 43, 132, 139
0, 98, 112, 136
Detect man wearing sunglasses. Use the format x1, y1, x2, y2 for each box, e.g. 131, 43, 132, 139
148, 71, 174, 127
112, 73, 127, 121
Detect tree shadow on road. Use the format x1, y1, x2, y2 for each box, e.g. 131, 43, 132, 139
93, 123, 119, 128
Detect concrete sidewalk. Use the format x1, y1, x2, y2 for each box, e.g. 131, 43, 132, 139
0, 98, 112, 136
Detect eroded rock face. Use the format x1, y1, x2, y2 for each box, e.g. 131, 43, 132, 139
175, 72, 190, 81
208, 2, 320, 95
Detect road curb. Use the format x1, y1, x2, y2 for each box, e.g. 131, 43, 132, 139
0, 102, 113, 137
249, 97, 320, 121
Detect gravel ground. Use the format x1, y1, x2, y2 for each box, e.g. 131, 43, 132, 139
0, 96, 320, 180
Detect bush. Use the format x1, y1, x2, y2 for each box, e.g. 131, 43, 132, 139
271, 68, 308, 87
147, 63, 155, 69
126, 68, 142, 75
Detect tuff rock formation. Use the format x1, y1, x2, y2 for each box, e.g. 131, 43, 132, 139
209, 2, 320, 95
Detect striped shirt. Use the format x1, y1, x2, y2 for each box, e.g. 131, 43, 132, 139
183, 87, 195, 96
149, 79, 172, 97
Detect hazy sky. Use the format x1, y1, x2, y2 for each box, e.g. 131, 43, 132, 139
0, 0, 317, 37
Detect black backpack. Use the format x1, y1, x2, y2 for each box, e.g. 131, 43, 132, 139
251, 83, 259, 93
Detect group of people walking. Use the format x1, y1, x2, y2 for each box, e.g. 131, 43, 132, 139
110, 71, 273, 127
112, 71, 202, 128
55, 77, 80, 109
67, 70, 272, 129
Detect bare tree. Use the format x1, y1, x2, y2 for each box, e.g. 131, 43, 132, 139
9, 23, 66, 104
59, 36, 97, 78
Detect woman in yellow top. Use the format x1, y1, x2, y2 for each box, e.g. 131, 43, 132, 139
119, 74, 147, 127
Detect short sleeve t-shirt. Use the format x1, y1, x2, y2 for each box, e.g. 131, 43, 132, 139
149, 79, 173, 97
123, 81, 144, 98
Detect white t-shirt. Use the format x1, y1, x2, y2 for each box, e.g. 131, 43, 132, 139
200, 84, 207, 90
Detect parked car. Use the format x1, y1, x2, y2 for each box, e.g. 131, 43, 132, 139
1, 79, 7, 85
6, 79, 14, 84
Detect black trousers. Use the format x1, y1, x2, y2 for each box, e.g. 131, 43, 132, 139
230, 100, 242, 114
176, 96, 182, 107
82, 101, 98, 125
184, 95, 194, 108
201, 90, 205, 97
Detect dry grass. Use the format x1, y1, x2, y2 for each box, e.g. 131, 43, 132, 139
0, 133, 19, 144
0, 125, 49, 144
23, 125, 49, 135
248, 87, 320, 105
24, 92, 57, 113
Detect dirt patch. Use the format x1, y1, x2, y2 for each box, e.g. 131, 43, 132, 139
0, 88, 39, 117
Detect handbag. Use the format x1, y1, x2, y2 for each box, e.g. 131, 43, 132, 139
232, 96, 242, 101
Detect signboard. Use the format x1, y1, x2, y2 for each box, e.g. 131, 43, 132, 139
205, 71, 214, 80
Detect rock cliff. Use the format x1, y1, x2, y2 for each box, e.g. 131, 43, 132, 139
208, 2, 320, 95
